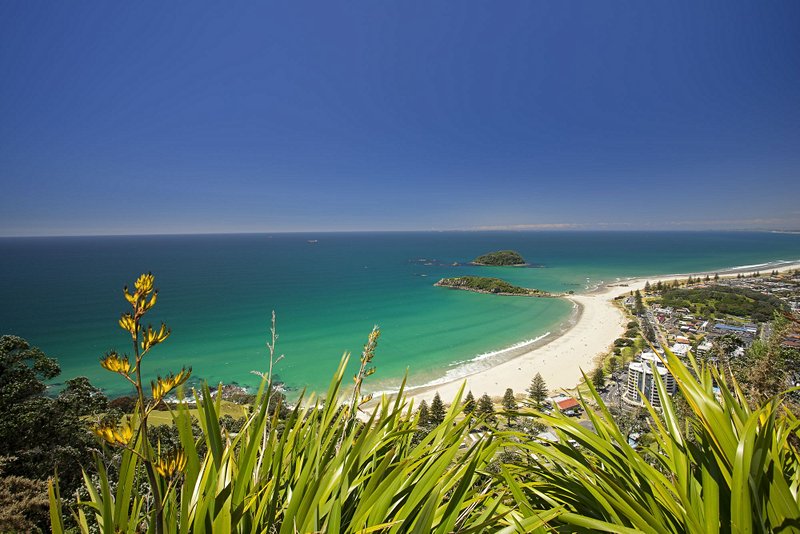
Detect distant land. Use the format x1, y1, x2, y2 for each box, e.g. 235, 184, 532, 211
471, 250, 527, 266
435, 276, 550, 297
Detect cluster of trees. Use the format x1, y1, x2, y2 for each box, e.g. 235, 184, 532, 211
659, 285, 788, 322
471, 250, 526, 266
435, 276, 543, 295
0, 336, 113, 532
728, 314, 800, 407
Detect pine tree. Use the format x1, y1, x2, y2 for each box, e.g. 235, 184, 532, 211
591, 366, 606, 389
705, 274, 710, 282
417, 400, 429, 427
644, 322, 657, 343
644, 281, 651, 293
502, 388, 517, 425
527, 373, 548, 407
656, 281, 663, 291
463, 391, 476, 414
477, 394, 495, 422
634, 290, 645, 316
430, 393, 445, 425
714, 273, 719, 281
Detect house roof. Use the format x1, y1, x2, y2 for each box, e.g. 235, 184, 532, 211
556, 398, 580, 411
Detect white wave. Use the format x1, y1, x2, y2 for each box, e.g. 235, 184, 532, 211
369, 332, 553, 397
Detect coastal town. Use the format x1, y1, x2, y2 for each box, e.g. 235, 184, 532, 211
416, 266, 800, 449
587, 268, 800, 444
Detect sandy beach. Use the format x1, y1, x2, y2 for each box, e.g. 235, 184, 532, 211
403, 260, 800, 405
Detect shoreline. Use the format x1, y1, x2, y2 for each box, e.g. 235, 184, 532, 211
398, 259, 800, 405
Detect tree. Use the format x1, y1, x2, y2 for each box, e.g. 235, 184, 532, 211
733, 315, 796, 406
417, 400, 429, 427
56, 376, 108, 417
0, 471, 49, 533
714, 273, 719, 281
608, 355, 620, 376
0, 336, 109, 531
477, 394, 495, 422
0, 337, 102, 487
430, 393, 446, 425
463, 391, 476, 414
591, 367, 606, 390
644, 281, 651, 293
527, 373, 548, 407
502, 388, 517, 425
643, 322, 657, 343
634, 290, 645, 316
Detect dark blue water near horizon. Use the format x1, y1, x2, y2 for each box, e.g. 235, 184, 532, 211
1, 231, 798, 397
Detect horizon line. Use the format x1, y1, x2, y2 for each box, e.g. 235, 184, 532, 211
2, 228, 799, 239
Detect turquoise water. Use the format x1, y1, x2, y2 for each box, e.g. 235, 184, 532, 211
1, 231, 798, 396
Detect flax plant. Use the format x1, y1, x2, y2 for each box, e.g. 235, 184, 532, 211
50, 274, 523, 533
502, 347, 800, 533
50, 273, 191, 533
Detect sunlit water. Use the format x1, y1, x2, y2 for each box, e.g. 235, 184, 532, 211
1, 231, 798, 397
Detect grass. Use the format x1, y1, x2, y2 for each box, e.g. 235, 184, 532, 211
146, 399, 248, 426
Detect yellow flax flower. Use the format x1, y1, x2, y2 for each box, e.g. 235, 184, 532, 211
155, 449, 187, 478
99, 352, 131, 375
123, 273, 158, 316
141, 290, 158, 312
118, 313, 138, 337
134, 273, 155, 295
92, 422, 134, 447
141, 323, 170, 352
151, 367, 192, 402
361, 326, 380, 364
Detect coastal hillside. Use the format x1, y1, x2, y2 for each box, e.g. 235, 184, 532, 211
435, 276, 548, 296
472, 250, 527, 266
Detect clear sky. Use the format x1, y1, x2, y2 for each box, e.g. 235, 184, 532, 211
1, 1, 799, 236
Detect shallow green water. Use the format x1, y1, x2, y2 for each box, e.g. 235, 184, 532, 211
1, 231, 798, 396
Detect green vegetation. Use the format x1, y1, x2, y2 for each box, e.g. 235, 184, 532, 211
501, 348, 800, 532
435, 276, 547, 296
463, 390, 476, 414
31, 273, 800, 532
501, 388, 517, 425
0, 336, 110, 532
477, 393, 496, 422
472, 249, 526, 266
527, 372, 548, 407
659, 284, 788, 322
732, 314, 800, 406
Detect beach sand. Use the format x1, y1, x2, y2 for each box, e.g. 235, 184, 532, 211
401, 261, 800, 405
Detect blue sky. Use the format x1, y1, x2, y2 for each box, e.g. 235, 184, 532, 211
1, 1, 799, 236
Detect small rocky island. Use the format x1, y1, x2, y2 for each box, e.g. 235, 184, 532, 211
435, 276, 550, 297
471, 250, 527, 266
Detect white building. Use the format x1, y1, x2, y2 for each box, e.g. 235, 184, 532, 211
670, 343, 691, 358
696, 341, 714, 358
624, 352, 677, 409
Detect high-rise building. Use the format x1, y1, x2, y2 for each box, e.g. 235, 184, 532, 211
624, 351, 676, 409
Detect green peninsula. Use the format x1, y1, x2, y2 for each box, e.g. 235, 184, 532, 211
435, 276, 549, 296
472, 250, 527, 266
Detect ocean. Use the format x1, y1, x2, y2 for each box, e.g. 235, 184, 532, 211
1, 231, 798, 397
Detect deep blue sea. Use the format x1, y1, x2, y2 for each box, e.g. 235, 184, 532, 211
1, 231, 798, 397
